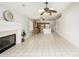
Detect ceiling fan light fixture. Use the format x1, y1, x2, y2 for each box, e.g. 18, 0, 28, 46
40, 2, 57, 16
43, 12, 50, 16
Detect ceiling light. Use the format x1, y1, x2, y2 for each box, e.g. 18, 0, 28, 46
40, 2, 57, 16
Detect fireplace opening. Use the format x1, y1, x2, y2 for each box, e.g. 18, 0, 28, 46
0, 34, 16, 53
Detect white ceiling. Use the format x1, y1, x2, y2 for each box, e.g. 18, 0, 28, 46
0, 2, 71, 19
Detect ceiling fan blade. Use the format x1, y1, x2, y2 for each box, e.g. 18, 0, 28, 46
40, 2, 58, 16
40, 12, 45, 15
50, 10, 57, 13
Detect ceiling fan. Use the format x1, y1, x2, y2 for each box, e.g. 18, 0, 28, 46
40, 2, 57, 15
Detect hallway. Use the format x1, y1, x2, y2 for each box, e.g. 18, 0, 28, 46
0, 32, 79, 57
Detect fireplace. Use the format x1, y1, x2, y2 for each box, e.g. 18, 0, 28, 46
0, 34, 16, 53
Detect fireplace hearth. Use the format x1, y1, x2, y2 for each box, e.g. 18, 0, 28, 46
0, 34, 16, 53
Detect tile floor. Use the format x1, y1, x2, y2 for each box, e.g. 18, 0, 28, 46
0, 32, 79, 57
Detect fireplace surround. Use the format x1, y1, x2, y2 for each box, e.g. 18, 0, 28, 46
0, 34, 16, 53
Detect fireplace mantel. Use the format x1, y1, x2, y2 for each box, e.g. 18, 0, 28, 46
0, 20, 22, 44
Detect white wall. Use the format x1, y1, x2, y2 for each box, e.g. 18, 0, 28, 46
0, 5, 31, 38
56, 2, 79, 48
